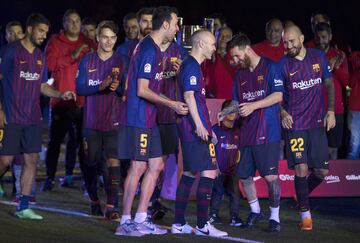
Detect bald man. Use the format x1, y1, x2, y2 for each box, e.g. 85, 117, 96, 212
276, 25, 335, 231
252, 18, 285, 61
173, 30, 227, 237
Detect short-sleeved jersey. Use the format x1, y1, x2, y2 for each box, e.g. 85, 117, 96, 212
157, 42, 188, 124
276, 48, 332, 131
0, 41, 48, 124
212, 123, 241, 174
232, 57, 283, 146
116, 39, 139, 58
177, 55, 212, 142
122, 35, 164, 128
76, 51, 128, 131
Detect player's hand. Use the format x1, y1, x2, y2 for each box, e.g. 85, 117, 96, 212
109, 75, 120, 91
325, 111, 336, 131
211, 130, 218, 145
72, 44, 89, 59
239, 102, 256, 117
195, 124, 209, 142
172, 58, 182, 73
60, 91, 76, 101
281, 109, 293, 129
171, 101, 189, 115
0, 110, 7, 128
98, 76, 113, 91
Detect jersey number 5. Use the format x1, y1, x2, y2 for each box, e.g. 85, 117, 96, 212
140, 134, 148, 148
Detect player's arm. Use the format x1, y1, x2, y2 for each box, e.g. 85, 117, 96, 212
239, 92, 283, 117
137, 78, 188, 115
324, 76, 336, 131
184, 90, 209, 142
41, 83, 76, 101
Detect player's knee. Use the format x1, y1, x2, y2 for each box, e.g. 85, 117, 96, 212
241, 176, 253, 186
314, 169, 328, 179
264, 174, 278, 182
129, 162, 147, 177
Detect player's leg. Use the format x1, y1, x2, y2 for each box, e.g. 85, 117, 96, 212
209, 173, 225, 224
82, 129, 102, 216
237, 146, 263, 228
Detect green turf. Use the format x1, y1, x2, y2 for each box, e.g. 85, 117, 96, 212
0, 180, 360, 243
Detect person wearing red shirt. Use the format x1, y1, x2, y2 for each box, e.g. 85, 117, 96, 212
314, 22, 349, 159
305, 12, 351, 57
41, 9, 96, 191
252, 18, 285, 61
202, 26, 235, 99
347, 52, 360, 159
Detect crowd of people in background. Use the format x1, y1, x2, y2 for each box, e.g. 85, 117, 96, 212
0, 4, 359, 238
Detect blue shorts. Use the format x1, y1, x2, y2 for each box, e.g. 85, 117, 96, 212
0, 123, 42, 155
117, 125, 162, 162
236, 142, 280, 179
284, 127, 329, 170
181, 140, 217, 173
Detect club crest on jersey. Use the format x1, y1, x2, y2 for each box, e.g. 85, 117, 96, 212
36, 60, 42, 66
140, 148, 147, 156
112, 67, 120, 74
257, 75, 264, 83
170, 57, 178, 63
144, 63, 151, 73
312, 63, 320, 72
201, 88, 206, 95
190, 76, 197, 85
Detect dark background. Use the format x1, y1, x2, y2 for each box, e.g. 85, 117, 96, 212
1, 0, 358, 51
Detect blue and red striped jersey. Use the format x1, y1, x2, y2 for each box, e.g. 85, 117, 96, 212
157, 42, 188, 124
212, 123, 241, 174
177, 55, 212, 142
116, 38, 139, 58
122, 35, 164, 128
233, 57, 283, 146
76, 51, 128, 131
0, 41, 48, 125
276, 48, 332, 131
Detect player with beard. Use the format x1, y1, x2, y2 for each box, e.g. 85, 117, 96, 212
76, 20, 128, 219
222, 33, 283, 232
277, 25, 335, 230
115, 6, 188, 236
0, 13, 76, 219
116, 7, 154, 57
314, 22, 349, 160
148, 37, 188, 220
173, 30, 227, 237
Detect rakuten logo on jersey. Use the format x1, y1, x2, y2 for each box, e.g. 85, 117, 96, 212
163, 71, 176, 79
220, 143, 238, 150
346, 175, 360, 181
20, 71, 40, 81
325, 175, 340, 184
279, 174, 294, 181
155, 72, 164, 81
292, 78, 322, 90
242, 90, 265, 101
88, 79, 101, 86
